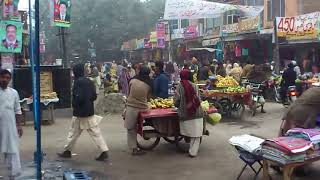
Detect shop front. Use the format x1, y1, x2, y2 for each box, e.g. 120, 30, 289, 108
170, 28, 186, 64
222, 16, 272, 65
202, 26, 223, 61
276, 12, 320, 73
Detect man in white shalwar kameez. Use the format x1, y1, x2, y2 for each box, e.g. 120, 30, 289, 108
0, 69, 23, 179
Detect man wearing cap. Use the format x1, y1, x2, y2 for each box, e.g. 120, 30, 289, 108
0, 69, 23, 179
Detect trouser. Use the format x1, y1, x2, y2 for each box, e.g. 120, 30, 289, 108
64, 124, 109, 152
189, 137, 201, 156
0, 153, 21, 179
124, 106, 147, 150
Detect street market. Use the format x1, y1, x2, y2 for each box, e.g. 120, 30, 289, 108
1, 0, 320, 180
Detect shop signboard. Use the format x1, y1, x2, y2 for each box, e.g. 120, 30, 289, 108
202, 38, 220, 47
222, 23, 239, 35
276, 12, 320, 40
136, 39, 144, 49
150, 32, 157, 43
171, 28, 184, 40
129, 39, 137, 51
53, 0, 71, 28
164, 0, 263, 20
156, 22, 166, 48
203, 26, 221, 39
184, 25, 198, 39
121, 41, 130, 51
239, 16, 260, 33
0, 20, 22, 53
144, 38, 152, 49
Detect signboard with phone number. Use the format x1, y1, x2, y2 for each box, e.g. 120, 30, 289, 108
276, 12, 320, 40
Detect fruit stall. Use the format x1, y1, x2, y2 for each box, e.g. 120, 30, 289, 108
136, 98, 220, 151
200, 76, 252, 117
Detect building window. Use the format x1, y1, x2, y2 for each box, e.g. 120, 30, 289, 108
170, 20, 178, 30
267, 0, 272, 21
181, 19, 189, 28
267, 0, 285, 21
223, 10, 240, 25
242, 0, 264, 6
206, 18, 214, 31
227, 14, 239, 24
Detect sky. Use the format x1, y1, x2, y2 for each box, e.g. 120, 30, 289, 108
18, 0, 30, 11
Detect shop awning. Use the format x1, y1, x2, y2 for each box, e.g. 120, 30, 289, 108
202, 38, 220, 47
222, 33, 270, 42
187, 48, 222, 52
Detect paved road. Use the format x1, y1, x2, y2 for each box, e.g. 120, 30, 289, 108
18, 103, 320, 180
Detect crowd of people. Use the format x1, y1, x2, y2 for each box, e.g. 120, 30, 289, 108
1, 56, 320, 179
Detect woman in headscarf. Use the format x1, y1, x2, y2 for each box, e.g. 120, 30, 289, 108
118, 66, 129, 96
229, 63, 243, 82
124, 66, 153, 156
174, 69, 204, 157
225, 64, 233, 76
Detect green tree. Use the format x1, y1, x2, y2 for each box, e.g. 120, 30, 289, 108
40, 0, 165, 63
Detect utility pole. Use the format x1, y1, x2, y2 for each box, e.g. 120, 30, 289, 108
59, 27, 68, 67
273, 19, 280, 74
29, 0, 42, 179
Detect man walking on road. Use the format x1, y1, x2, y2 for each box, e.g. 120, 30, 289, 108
58, 64, 109, 161
0, 69, 23, 179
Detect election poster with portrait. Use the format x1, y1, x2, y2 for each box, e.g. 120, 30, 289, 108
2, 0, 20, 21
53, 0, 71, 28
0, 20, 22, 53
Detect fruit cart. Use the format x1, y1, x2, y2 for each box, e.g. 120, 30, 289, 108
136, 108, 213, 151
201, 90, 252, 118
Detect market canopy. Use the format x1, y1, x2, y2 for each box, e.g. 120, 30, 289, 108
164, 0, 264, 20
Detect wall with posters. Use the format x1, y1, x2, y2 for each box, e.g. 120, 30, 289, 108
276, 12, 320, 41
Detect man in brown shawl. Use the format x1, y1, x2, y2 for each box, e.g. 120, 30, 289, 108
280, 87, 320, 136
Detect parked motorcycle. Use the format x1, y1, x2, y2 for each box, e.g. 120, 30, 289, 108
249, 82, 266, 116
283, 85, 298, 107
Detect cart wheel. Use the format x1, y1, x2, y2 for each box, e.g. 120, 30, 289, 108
218, 98, 232, 116
208, 100, 225, 115
232, 103, 245, 118
163, 136, 183, 144
137, 126, 161, 151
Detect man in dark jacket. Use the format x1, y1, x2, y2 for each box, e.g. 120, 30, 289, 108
153, 61, 169, 98
281, 63, 297, 104
58, 64, 109, 161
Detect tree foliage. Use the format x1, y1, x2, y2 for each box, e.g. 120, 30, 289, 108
40, 0, 165, 62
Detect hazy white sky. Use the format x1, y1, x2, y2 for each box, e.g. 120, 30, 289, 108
18, 0, 30, 11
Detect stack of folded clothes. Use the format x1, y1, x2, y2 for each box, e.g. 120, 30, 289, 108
261, 137, 313, 164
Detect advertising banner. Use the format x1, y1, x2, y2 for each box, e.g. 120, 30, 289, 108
150, 32, 157, 43
239, 16, 260, 33
184, 25, 198, 39
164, 0, 263, 20
144, 38, 151, 49
53, 0, 71, 28
0, 20, 22, 53
2, 0, 20, 21
276, 12, 320, 40
156, 22, 166, 48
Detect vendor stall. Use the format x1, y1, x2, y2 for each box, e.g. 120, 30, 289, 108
13, 65, 71, 124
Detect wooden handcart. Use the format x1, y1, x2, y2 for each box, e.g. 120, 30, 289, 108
136, 108, 212, 151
